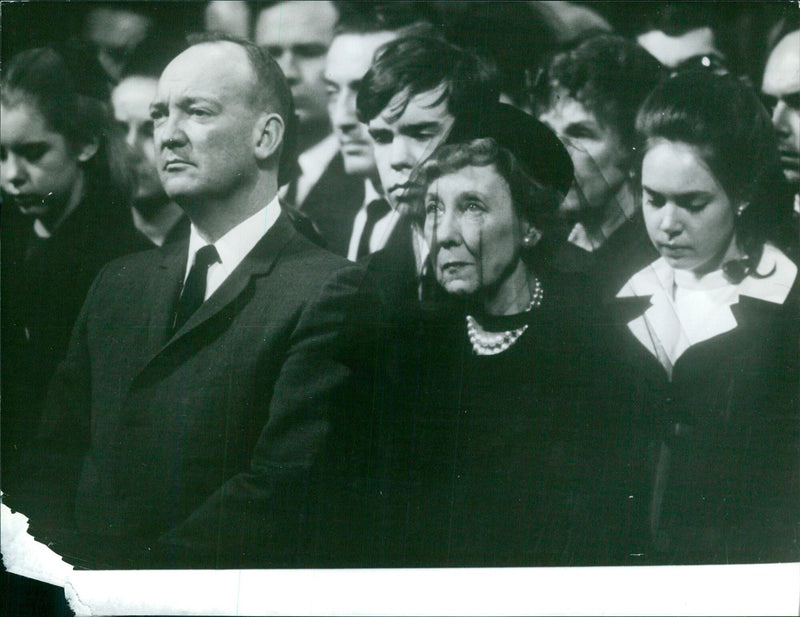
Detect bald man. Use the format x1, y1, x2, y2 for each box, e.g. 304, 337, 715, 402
12, 34, 365, 569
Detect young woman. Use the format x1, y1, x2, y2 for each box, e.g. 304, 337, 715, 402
1, 44, 138, 471
609, 71, 799, 563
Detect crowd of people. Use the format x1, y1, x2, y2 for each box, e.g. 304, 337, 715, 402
2, 1, 798, 578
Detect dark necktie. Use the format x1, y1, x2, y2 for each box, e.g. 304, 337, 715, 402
357, 198, 390, 259
172, 244, 220, 334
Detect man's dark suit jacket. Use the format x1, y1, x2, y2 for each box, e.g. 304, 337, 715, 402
9, 213, 367, 569
300, 153, 365, 257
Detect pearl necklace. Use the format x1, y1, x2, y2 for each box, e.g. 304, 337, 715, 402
466, 277, 543, 356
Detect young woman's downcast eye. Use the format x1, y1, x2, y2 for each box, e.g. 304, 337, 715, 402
643, 190, 666, 208
18, 144, 48, 163
368, 130, 392, 145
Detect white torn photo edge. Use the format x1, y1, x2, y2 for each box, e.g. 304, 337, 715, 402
4, 503, 800, 616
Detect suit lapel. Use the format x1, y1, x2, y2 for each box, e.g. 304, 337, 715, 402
141, 214, 297, 371
141, 239, 187, 361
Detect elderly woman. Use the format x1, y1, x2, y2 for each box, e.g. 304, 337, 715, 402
608, 71, 799, 564
364, 103, 636, 567
533, 35, 664, 298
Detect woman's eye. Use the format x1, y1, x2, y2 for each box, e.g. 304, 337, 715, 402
462, 201, 484, 213
684, 202, 708, 213
425, 201, 443, 215
190, 108, 209, 117
643, 192, 665, 208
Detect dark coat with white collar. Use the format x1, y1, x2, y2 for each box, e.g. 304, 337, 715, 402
602, 248, 800, 564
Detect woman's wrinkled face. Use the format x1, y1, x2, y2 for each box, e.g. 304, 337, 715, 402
642, 140, 737, 274
424, 163, 525, 297
539, 91, 630, 218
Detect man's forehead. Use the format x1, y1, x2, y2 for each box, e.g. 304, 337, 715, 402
763, 32, 800, 96
255, 1, 336, 45
325, 32, 396, 82
637, 27, 720, 68
158, 43, 253, 99
113, 77, 158, 111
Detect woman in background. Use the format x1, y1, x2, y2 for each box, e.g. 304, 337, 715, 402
609, 71, 799, 563
1, 44, 138, 484
533, 35, 664, 298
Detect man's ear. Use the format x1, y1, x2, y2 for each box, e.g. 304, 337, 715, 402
254, 113, 284, 161
76, 138, 100, 163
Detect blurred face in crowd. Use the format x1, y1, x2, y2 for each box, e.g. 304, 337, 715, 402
1, 101, 96, 226
204, 1, 251, 38
256, 1, 336, 127
113, 76, 164, 202
425, 163, 529, 313
642, 140, 737, 275
637, 27, 724, 72
150, 43, 264, 207
325, 31, 397, 178
761, 31, 800, 185
85, 7, 152, 81
367, 84, 455, 215
539, 90, 630, 220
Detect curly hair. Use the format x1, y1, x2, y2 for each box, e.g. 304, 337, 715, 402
532, 34, 664, 148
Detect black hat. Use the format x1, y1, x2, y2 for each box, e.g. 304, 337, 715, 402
446, 102, 574, 197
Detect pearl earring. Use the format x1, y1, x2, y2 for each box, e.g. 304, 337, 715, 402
522, 227, 542, 248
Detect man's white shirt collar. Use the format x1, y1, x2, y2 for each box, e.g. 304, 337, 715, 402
185, 195, 281, 300
346, 179, 398, 261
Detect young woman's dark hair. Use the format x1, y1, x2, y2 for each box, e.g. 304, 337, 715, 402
636, 70, 796, 271
1, 42, 135, 209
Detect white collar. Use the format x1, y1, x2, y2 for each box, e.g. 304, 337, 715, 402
618, 242, 797, 305
363, 177, 381, 205
568, 181, 636, 253
185, 195, 281, 294
617, 243, 797, 376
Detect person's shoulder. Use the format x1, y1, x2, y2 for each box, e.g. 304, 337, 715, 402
94, 242, 181, 288
739, 243, 799, 307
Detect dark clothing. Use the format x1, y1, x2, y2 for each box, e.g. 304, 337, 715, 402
543, 212, 658, 301
340, 263, 636, 566
2, 195, 143, 470
299, 154, 364, 257
6, 214, 366, 569
604, 265, 800, 564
